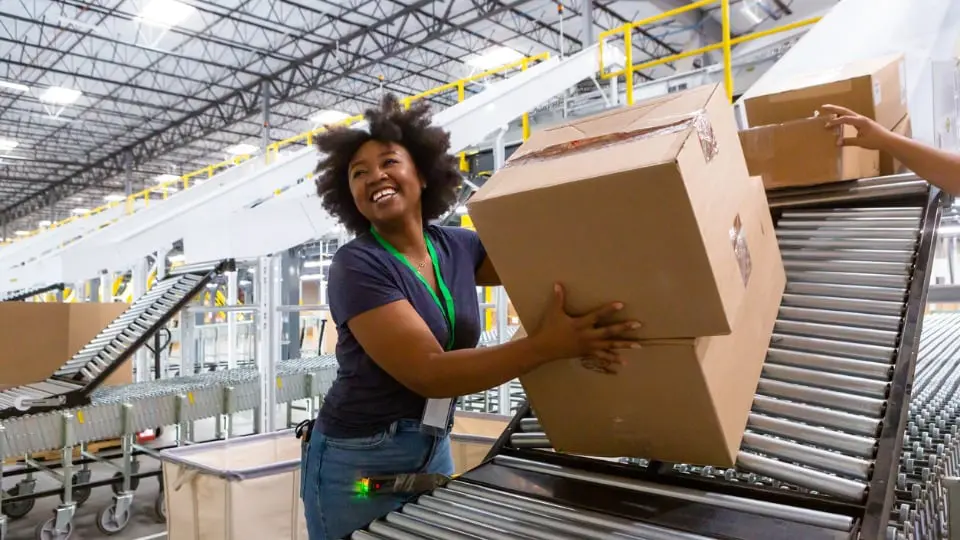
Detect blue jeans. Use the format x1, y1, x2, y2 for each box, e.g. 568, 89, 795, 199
300, 419, 454, 540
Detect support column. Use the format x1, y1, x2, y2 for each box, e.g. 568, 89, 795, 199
256, 255, 282, 434
280, 248, 302, 361
226, 270, 239, 369
123, 151, 133, 197
261, 82, 271, 151
131, 259, 149, 382
99, 271, 111, 303
581, 0, 594, 45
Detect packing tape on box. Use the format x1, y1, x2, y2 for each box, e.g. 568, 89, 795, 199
504, 111, 718, 167
730, 215, 752, 288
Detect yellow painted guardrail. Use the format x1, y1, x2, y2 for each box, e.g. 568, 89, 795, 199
599, 0, 822, 105
1, 53, 550, 246
265, 52, 550, 173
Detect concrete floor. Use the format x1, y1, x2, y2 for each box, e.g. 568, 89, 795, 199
6, 458, 166, 540
3, 407, 306, 540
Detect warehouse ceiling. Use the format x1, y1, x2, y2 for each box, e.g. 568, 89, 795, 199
0, 0, 826, 236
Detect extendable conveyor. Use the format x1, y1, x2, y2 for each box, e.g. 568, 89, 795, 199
356, 173, 943, 540
0, 260, 234, 420
0, 283, 64, 302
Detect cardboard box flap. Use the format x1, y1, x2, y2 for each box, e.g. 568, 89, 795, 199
764, 53, 905, 95
478, 84, 723, 201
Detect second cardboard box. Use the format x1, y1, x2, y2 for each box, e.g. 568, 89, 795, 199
515, 177, 784, 465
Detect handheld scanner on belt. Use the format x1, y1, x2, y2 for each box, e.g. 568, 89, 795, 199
355, 473, 453, 497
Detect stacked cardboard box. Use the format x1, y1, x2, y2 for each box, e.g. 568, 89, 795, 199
0, 302, 133, 389
468, 83, 786, 466
740, 53, 909, 189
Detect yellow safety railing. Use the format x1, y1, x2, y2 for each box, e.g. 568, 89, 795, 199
599, 0, 822, 105
264, 52, 550, 175
1, 53, 549, 246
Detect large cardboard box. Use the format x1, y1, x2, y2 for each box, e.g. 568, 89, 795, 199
0, 302, 133, 389
468, 83, 755, 339
880, 113, 912, 176
744, 53, 907, 129
739, 116, 881, 189
515, 178, 784, 466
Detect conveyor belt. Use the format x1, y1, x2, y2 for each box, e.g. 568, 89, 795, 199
0, 283, 64, 302
0, 260, 233, 420
0, 355, 338, 460
359, 174, 943, 540
892, 312, 960, 539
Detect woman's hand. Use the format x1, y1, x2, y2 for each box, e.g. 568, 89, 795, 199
820, 104, 894, 150
529, 283, 642, 367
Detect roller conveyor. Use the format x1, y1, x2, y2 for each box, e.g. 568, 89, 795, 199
0, 283, 64, 302
0, 354, 338, 460
359, 174, 943, 540
0, 260, 234, 420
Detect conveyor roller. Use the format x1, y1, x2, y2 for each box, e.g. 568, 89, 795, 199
383, 175, 941, 540
0, 283, 65, 302
0, 260, 234, 420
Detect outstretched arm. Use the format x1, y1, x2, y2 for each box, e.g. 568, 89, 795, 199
348, 285, 640, 399
821, 104, 960, 196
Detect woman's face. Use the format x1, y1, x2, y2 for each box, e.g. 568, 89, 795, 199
348, 140, 423, 228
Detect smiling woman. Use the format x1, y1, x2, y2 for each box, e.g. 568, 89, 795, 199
298, 94, 643, 540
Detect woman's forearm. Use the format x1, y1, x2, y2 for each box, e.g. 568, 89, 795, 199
879, 131, 960, 196
416, 337, 548, 398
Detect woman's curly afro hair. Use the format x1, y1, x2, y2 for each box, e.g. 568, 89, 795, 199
314, 94, 461, 235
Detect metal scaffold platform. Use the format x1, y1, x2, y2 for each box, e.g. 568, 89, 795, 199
356, 173, 943, 540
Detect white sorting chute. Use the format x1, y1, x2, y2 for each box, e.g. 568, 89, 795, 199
181, 43, 607, 263
0, 43, 611, 293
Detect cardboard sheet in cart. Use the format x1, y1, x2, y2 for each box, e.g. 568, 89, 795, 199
163, 432, 308, 540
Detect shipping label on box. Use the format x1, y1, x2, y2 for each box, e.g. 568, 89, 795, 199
515, 177, 785, 466
739, 116, 880, 190
468, 83, 756, 340
744, 53, 908, 129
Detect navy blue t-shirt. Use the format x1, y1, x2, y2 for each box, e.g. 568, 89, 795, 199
319, 225, 487, 438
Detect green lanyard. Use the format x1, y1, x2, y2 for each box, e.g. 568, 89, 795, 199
370, 228, 456, 350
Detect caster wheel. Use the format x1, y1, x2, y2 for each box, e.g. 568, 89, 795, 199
153, 492, 166, 523
109, 472, 140, 495
3, 482, 36, 519
35, 518, 73, 540
96, 504, 131, 536
58, 474, 91, 506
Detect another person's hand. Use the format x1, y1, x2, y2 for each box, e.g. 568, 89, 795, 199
529, 283, 642, 367
819, 104, 893, 150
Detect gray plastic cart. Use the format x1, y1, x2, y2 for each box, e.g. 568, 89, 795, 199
159, 429, 308, 540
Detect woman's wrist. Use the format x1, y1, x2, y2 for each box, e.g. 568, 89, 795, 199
520, 333, 556, 367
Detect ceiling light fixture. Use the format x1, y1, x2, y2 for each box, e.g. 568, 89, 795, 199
104, 194, 126, 202
224, 143, 258, 155
38, 220, 51, 228
139, 0, 197, 28
71, 208, 90, 215
0, 138, 18, 151
155, 173, 180, 183
466, 46, 524, 71
0, 81, 29, 93
310, 110, 351, 126
39, 86, 82, 105
14, 231, 30, 236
